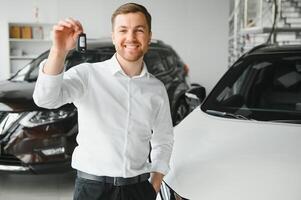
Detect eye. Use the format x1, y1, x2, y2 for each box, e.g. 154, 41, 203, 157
119, 29, 127, 33
136, 29, 145, 33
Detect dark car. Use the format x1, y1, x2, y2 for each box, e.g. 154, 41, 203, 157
0, 39, 205, 174
161, 44, 301, 200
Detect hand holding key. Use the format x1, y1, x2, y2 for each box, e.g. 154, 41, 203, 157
52, 18, 84, 53
43, 18, 84, 75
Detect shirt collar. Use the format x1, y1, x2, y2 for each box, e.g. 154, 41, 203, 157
109, 54, 150, 78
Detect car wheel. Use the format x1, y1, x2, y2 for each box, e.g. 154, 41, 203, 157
173, 98, 189, 126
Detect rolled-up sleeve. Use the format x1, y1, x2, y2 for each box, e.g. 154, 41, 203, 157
33, 59, 88, 109
151, 87, 174, 175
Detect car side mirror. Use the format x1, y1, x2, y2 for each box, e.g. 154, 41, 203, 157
185, 84, 206, 108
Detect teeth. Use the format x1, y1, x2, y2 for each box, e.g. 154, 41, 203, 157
125, 45, 138, 49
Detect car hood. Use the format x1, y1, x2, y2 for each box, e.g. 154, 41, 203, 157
164, 107, 301, 200
0, 80, 39, 112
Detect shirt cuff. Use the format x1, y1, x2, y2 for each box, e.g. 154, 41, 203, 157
151, 160, 170, 175
37, 59, 64, 87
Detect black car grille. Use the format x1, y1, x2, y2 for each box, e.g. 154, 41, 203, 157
0, 153, 22, 166
0, 112, 8, 122
0, 112, 23, 166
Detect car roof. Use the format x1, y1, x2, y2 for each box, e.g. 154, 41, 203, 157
246, 44, 301, 56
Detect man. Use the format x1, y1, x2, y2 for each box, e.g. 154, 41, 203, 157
33, 3, 174, 200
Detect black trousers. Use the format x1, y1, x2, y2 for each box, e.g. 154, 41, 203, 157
73, 177, 157, 200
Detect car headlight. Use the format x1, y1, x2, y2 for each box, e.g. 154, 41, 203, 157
19, 109, 76, 128
0, 113, 22, 135
41, 147, 65, 156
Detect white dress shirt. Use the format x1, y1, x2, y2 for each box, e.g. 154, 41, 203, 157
33, 54, 174, 178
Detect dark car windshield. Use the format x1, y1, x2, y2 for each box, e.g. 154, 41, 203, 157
9, 45, 182, 83
10, 49, 114, 82
10, 51, 49, 82
201, 53, 301, 123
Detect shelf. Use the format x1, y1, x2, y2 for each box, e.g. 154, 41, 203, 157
241, 26, 301, 34
9, 22, 54, 26
10, 55, 37, 60
9, 38, 51, 42
7, 22, 54, 75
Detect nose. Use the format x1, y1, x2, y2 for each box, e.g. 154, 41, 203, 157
126, 30, 136, 41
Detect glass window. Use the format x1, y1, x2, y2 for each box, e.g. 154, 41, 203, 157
11, 48, 115, 82
10, 51, 49, 82
65, 51, 98, 69
160, 50, 177, 71
65, 50, 114, 69
202, 54, 301, 122
144, 50, 165, 75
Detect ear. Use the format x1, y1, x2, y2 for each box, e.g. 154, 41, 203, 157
148, 31, 152, 44
111, 31, 115, 45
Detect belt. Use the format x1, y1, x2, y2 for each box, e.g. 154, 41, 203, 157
77, 171, 150, 186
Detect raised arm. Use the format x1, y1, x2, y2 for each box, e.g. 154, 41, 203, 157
33, 18, 88, 109
44, 18, 84, 75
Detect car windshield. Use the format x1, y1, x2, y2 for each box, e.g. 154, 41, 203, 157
201, 53, 301, 123
9, 46, 181, 83
10, 51, 49, 82
9, 49, 114, 82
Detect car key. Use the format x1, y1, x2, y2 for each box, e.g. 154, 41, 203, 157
77, 33, 87, 53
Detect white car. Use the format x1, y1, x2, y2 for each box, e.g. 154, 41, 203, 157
162, 44, 301, 200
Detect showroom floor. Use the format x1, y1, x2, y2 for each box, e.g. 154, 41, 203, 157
0, 171, 76, 200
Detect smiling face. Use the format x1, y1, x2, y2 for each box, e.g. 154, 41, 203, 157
112, 12, 152, 62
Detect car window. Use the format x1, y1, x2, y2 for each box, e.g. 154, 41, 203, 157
65, 51, 97, 69
65, 49, 115, 69
23, 51, 90, 82
20, 49, 114, 82
94, 48, 115, 63
202, 54, 301, 122
144, 50, 165, 75
10, 51, 49, 82
159, 49, 177, 71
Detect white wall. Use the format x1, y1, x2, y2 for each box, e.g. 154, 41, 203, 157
0, 0, 228, 92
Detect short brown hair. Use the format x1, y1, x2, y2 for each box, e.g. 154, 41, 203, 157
111, 3, 152, 32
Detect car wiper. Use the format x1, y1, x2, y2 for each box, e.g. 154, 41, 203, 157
205, 109, 250, 120
271, 119, 301, 124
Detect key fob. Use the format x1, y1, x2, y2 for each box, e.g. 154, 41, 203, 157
77, 33, 87, 53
